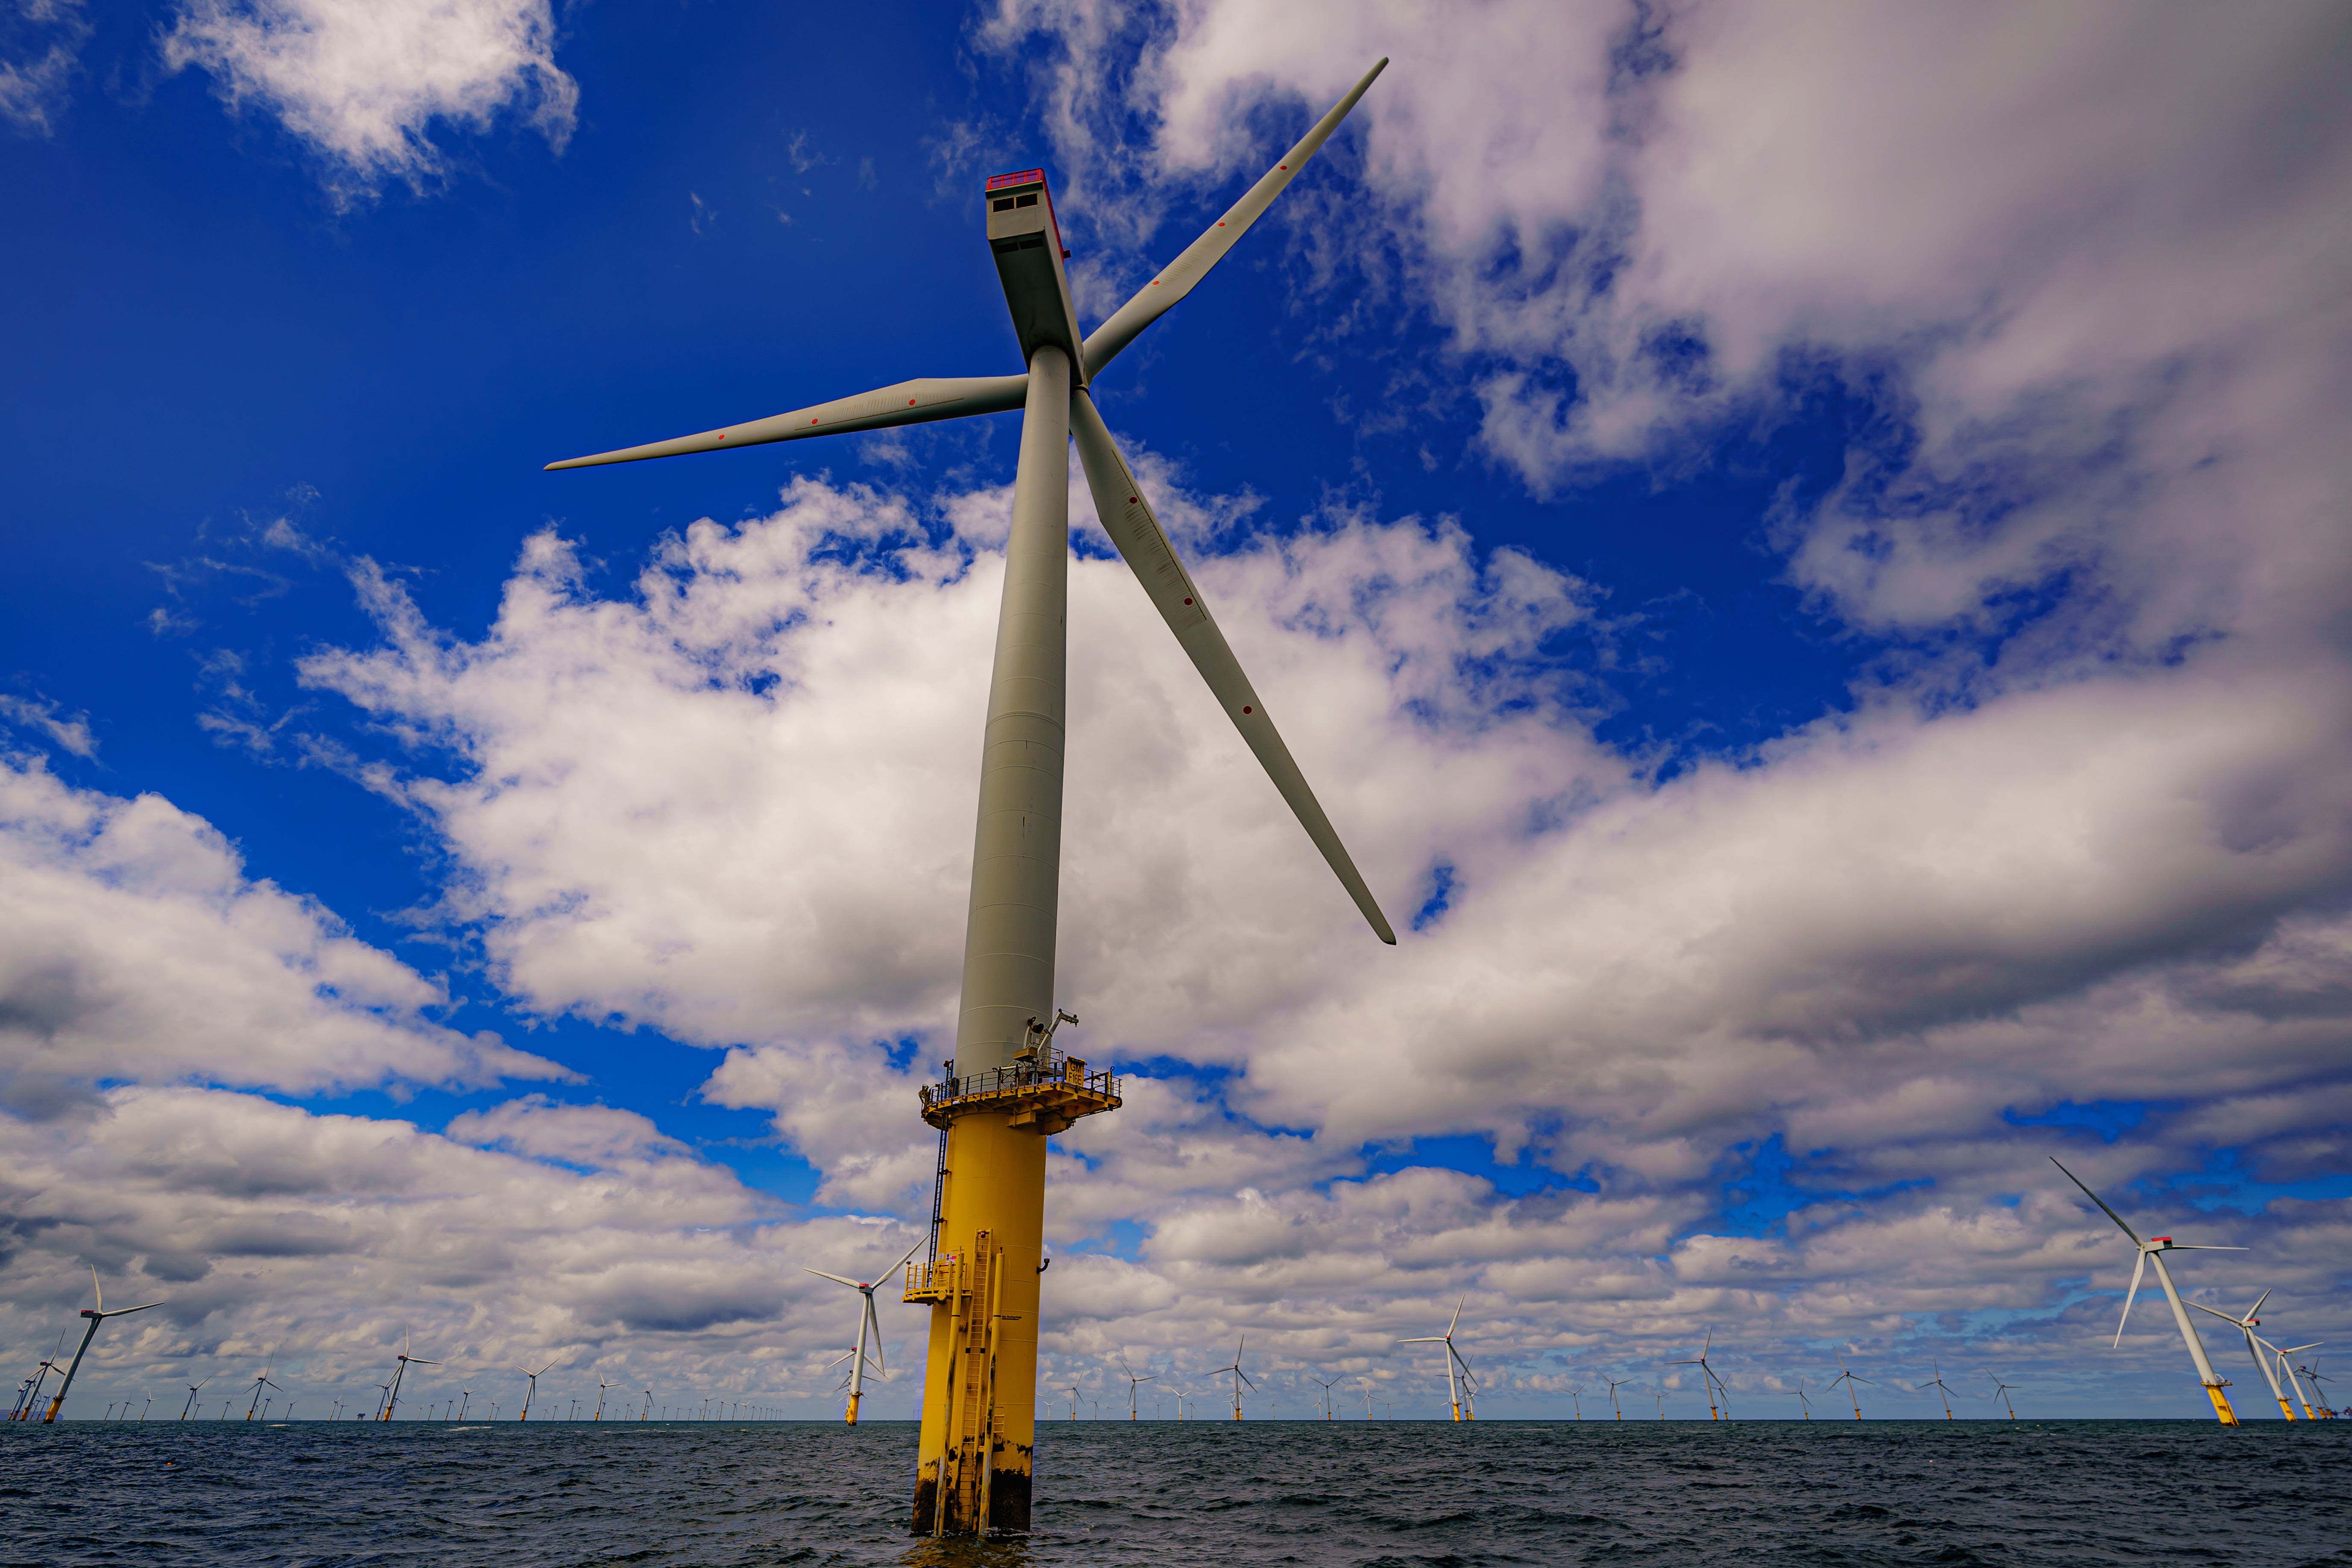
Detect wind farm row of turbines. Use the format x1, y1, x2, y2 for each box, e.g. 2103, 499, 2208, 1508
9, 1160, 2338, 1427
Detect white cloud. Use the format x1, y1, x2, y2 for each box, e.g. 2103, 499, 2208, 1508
160, 0, 578, 204
259, 449, 2352, 1412
0, 753, 566, 1111
0, 0, 87, 136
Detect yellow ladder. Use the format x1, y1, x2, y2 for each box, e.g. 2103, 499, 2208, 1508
936, 1235, 1002, 1535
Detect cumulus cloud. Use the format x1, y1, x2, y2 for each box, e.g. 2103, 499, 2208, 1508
160, 0, 578, 204
258, 441, 2352, 1411
0, 753, 566, 1112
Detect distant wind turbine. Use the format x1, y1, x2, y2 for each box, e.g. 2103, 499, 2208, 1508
1983, 1371, 2018, 1420
245, 1351, 283, 1421
1787, 1379, 1812, 1420
1920, 1359, 1957, 1421
516, 1357, 564, 1421
15, 1329, 68, 1422
1567, 1385, 1584, 1421
1118, 1357, 1155, 1420
1401, 1299, 1478, 1421
594, 1380, 616, 1421
1667, 1328, 1730, 1421
1311, 1375, 1340, 1421
39, 1268, 164, 1423
806, 1235, 925, 1426
1211, 1339, 1255, 1421
380, 1328, 437, 1421
1828, 1353, 1870, 1420
2284, 1351, 2330, 1419
1604, 1374, 1631, 1421
2190, 1291, 2305, 1420
2052, 1157, 2245, 1424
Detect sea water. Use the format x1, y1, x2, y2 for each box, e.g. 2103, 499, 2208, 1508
4, 1417, 2344, 1566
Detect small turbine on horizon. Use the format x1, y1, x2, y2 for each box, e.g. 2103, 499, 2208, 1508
1604, 1374, 1631, 1421
1311, 1375, 1340, 1421
1117, 1356, 1154, 1421
1210, 1339, 1255, 1421
1984, 1371, 2019, 1420
39, 1267, 164, 1423
2052, 1157, 2245, 1424
380, 1328, 437, 1421
516, 1357, 564, 1421
1787, 1378, 1813, 1420
1401, 1298, 1478, 1422
1920, 1359, 1957, 1421
806, 1235, 926, 1426
1667, 1328, 1730, 1421
1828, 1353, 1870, 1420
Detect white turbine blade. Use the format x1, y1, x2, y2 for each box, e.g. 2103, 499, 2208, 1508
1448, 1297, 1467, 1337
803, 1268, 865, 1290
2114, 1252, 2149, 1348
2166, 1244, 2247, 1251
2188, 1302, 2241, 1324
2051, 1157, 2143, 1244
89, 1264, 103, 1314
2247, 1289, 2273, 1318
864, 1297, 886, 1379
1082, 59, 1388, 380
545, 373, 1028, 471
886, 1235, 928, 1279
1399, 1337, 1444, 1344
1069, 393, 1395, 942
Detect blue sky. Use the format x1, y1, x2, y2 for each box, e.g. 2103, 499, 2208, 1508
4, 0, 2349, 1424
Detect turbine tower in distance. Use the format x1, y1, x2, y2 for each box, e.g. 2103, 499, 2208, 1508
806, 1234, 926, 1425
39, 1268, 162, 1423
1400, 1297, 1478, 1421
2052, 1158, 2245, 1424
546, 60, 1393, 1536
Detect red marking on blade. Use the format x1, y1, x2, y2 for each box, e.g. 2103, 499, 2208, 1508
1241, 705, 1252, 714
810, 418, 818, 424
1183, 597, 1193, 606
1279, 165, 1287, 170
909, 398, 917, 405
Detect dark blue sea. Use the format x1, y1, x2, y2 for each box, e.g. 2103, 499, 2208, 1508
4, 1418, 2345, 1567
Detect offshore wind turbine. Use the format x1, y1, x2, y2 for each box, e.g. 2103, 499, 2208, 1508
1401, 1297, 1478, 1421
1211, 1340, 1256, 1421
1920, 1359, 1957, 1421
1567, 1385, 1584, 1421
1787, 1379, 1813, 1420
1604, 1374, 1631, 1421
1828, 1354, 1870, 1420
1667, 1328, 1729, 1421
1984, 1371, 2018, 1420
2280, 1348, 2326, 1419
380, 1330, 437, 1421
15, 1328, 68, 1421
245, 1354, 282, 1421
2052, 1158, 2246, 1424
546, 57, 1393, 1540
38, 1269, 164, 1423
806, 1235, 926, 1425
1118, 1356, 1154, 1420
1312, 1375, 1339, 1421
516, 1357, 563, 1421
594, 1380, 615, 1421
2190, 1292, 2301, 1419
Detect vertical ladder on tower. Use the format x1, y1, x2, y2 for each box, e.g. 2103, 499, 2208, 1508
936, 1235, 1001, 1536
926, 1123, 950, 1269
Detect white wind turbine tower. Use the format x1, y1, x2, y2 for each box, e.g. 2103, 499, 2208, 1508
1312, 1375, 1340, 1421
1786, 1379, 1812, 1420
2052, 1158, 2246, 1424
1567, 1385, 1584, 1421
594, 1380, 615, 1421
807, 1235, 927, 1427
380, 1329, 437, 1421
1400, 1298, 1478, 1422
2189, 1291, 2303, 1420
244, 1350, 283, 1421
516, 1357, 564, 1421
1984, 1371, 2019, 1420
38, 1268, 164, 1423
546, 60, 1394, 1537
1604, 1374, 1631, 1421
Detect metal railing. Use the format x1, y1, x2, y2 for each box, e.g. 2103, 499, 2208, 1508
919, 1047, 1119, 1112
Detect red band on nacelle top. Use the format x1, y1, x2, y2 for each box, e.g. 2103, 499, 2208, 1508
987, 169, 1047, 190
